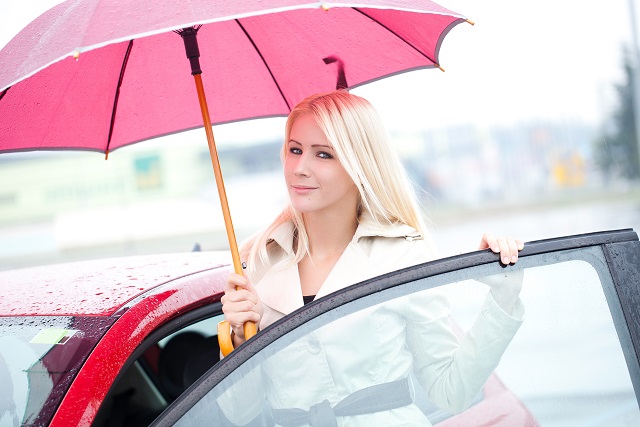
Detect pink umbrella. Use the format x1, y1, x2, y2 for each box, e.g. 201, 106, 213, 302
0, 0, 470, 353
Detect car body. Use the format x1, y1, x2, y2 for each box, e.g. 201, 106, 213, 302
1, 229, 639, 426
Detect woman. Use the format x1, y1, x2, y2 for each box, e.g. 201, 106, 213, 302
221, 90, 524, 426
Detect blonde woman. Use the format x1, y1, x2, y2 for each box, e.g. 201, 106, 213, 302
221, 90, 524, 425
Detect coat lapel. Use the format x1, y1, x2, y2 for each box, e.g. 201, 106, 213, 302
257, 241, 372, 313
315, 216, 422, 299
315, 243, 372, 299
257, 263, 303, 316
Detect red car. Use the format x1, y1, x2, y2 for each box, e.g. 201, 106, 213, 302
2, 230, 639, 426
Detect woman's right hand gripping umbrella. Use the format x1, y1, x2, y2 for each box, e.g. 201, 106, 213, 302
222, 273, 264, 348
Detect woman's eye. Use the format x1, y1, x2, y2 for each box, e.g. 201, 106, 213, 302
317, 151, 333, 159
289, 147, 302, 155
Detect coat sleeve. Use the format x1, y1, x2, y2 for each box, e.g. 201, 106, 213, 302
397, 289, 524, 414
364, 233, 525, 414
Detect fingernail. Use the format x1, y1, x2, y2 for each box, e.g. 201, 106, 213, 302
493, 246, 499, 252
511, 255, 517, 263
518, 243, 524, 250
502, 256, 510, 264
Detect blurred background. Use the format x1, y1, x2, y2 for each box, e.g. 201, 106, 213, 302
0, 0, 639, 270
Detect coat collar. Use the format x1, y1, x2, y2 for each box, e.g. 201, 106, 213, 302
354, 215, 422, 241
256, 214, 422, 316
265, 213, 422, 254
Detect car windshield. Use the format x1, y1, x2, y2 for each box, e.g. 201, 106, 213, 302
0, 316, 114, 426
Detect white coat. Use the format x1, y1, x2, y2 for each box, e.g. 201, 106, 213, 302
220, 216, 524, 426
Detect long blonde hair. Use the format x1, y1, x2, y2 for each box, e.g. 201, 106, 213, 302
241, 90, 428, 277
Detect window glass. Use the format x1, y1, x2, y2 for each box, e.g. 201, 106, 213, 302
0, 316, 114, 427
172, 246, 640, 426
440, 255, 639, 426
158, 315, 224, 347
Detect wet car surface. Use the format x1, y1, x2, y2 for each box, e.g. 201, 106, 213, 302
0, 252, 230, 426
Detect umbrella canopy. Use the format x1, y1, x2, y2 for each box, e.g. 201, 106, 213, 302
0, 0, 469, 354
0, 0, 468, 154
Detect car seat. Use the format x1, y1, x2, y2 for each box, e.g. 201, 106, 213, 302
158, 331, 207, 400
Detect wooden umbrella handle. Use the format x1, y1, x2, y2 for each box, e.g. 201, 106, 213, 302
218, 319, 258, 357
218, 321, 234, 357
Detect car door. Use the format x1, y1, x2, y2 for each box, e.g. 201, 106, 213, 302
150, 229, 640, 427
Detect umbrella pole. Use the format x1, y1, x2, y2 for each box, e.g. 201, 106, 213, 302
179, 27, 256, 356
192, 75, 242, 273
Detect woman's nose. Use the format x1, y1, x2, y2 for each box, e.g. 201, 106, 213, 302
293, 154, 310, 177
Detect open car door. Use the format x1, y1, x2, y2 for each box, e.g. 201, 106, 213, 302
151, 229, 640, 427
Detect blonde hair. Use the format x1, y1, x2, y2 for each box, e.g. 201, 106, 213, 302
241, 90, 428, 277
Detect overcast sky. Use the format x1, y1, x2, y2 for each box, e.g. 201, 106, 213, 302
1, 1, 639, 143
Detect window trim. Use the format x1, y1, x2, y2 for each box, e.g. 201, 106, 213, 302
603, 241, 640, 399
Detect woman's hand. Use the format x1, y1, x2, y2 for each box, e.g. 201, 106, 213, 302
221, 272, 264, 347
479, 232, 524, 265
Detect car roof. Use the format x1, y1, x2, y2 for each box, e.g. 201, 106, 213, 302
0, 251, 231, 317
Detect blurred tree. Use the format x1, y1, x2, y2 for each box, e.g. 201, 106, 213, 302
595, 49, 640, 179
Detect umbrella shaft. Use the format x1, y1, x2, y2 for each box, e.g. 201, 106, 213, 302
193, 74, 257, 348
193, 74, 243, 275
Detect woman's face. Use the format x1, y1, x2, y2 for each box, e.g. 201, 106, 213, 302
284, 114, 358, 216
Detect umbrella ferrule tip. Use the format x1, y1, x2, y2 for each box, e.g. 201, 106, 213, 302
321, 3, 330, 11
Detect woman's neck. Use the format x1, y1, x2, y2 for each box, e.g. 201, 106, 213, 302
298, 211, 358, 296
303, 210, 358, 260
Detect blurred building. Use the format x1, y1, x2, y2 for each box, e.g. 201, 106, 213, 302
0, 119, 627, 269
394, 119, 598, 209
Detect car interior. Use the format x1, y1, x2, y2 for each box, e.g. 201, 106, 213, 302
93, 305, 224, 427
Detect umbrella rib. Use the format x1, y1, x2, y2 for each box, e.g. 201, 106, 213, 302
353, 8, 439, 67
234, 19, 291, 111
106, 40, 134, 156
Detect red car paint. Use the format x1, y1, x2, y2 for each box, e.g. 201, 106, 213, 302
0, 252, 231, 426
0, 252, 229, 317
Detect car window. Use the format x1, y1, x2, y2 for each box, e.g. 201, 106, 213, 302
92, 309, 224, 427
153, 236, 640, 427
441, 255, 638, 426
0, 316, 115, 427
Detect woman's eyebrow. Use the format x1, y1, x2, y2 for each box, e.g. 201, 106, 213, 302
288, 139, 333, 150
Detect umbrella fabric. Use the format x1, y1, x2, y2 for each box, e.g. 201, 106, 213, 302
0, 0, 466, 154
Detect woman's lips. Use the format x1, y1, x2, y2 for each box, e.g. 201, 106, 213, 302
291, 185, 316, 194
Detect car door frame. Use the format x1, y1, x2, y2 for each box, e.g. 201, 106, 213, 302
151, 228, 640, 426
